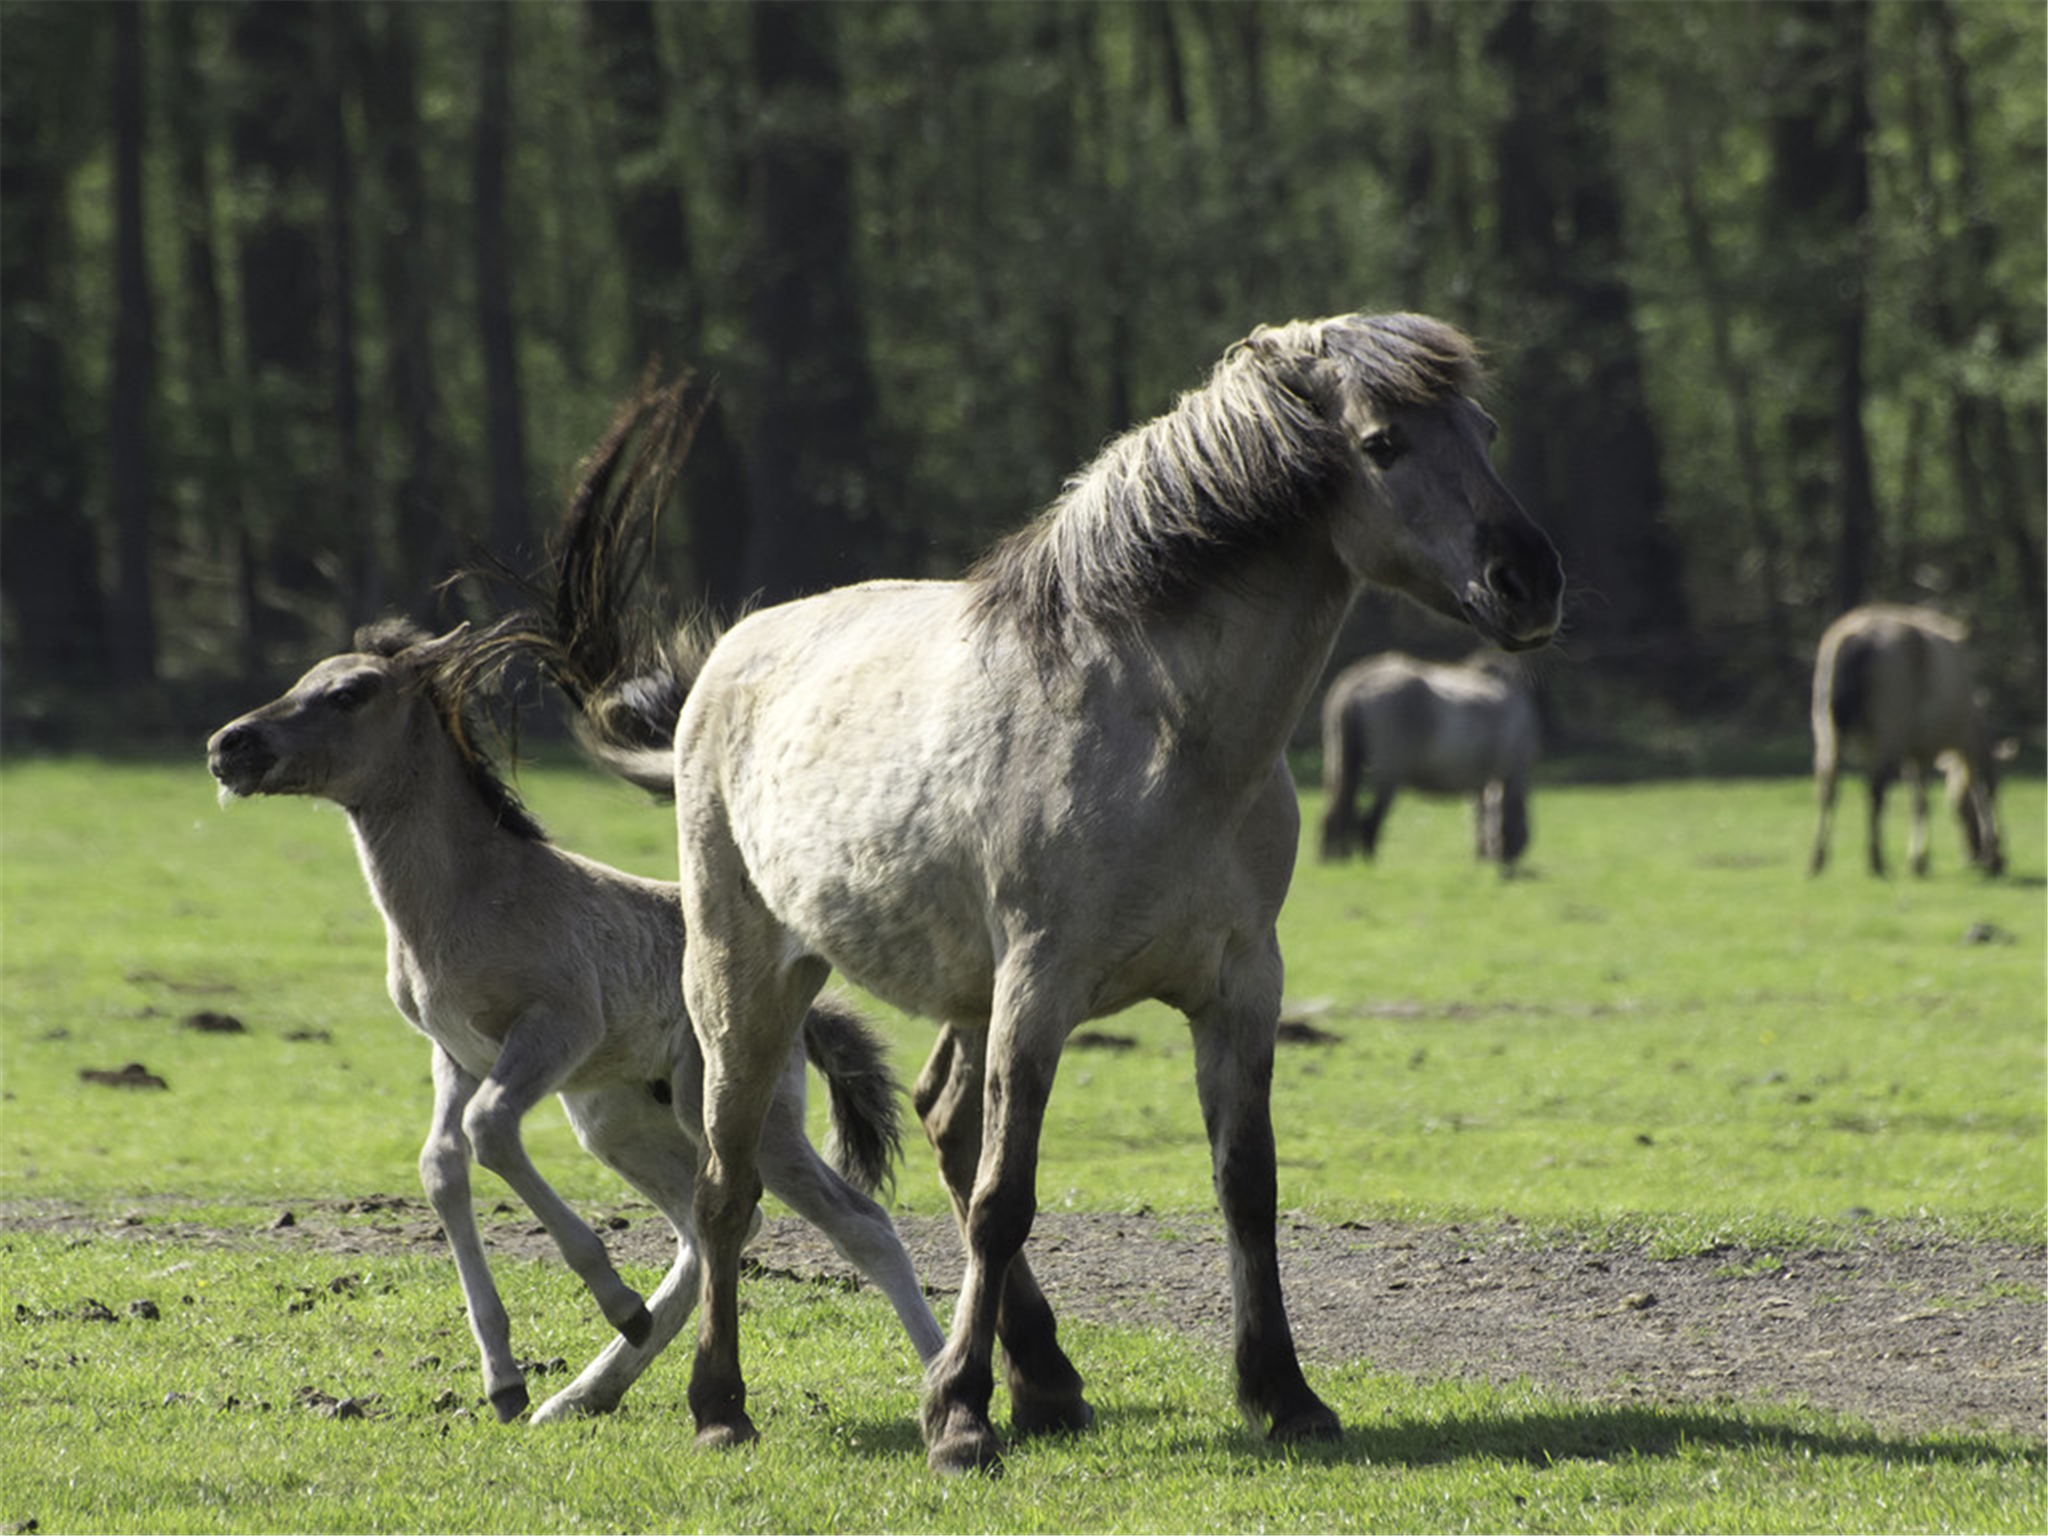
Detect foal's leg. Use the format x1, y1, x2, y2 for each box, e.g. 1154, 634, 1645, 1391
1864, 762, 1897, 876
1188, 932, 1340, 1444
418, 1045, 528, 1421
757, 1057, 947, 1363
467, 1005, 652, 1346
914, 1026, 1093, 1436
531, 1084, 702, 1424
921, 975, 1073, 1475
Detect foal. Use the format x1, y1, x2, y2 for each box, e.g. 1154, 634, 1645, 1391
208, 619, 944, 1423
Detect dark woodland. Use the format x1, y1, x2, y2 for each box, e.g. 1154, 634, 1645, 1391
2, 0, 2041, 762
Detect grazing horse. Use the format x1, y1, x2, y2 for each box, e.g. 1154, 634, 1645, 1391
1809, 603, 2006, 877
1318, 651, 1539, 871
558, 314, 1563, 1471
205, 407, 946, 1425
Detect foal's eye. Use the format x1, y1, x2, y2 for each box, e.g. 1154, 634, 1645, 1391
1360, 428, 1406, 469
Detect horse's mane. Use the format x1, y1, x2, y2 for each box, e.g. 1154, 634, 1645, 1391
355, 615, 549, 842
967, 313, 1484, 664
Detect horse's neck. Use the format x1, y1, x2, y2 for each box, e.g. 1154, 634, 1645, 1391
1139, 531, 1356, 788
343, 735, 515, 951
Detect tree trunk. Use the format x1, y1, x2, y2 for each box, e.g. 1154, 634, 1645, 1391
1487, 0, 1689, 674
109, 0, 158, 685
585, 0, 749, 613
473, 0, 532, 566
743, 0, 889, 600
0, 4, 107, 689
365, 1, 456, 622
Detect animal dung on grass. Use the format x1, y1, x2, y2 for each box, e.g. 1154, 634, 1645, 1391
79, 1063, 167, 1091
180, 1009, 246, 1034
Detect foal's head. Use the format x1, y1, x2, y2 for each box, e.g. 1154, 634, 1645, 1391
207, 619, 544, 838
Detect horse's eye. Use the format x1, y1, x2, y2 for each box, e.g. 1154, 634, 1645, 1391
1361, 428, 1406, 469
329, 680, 373, 713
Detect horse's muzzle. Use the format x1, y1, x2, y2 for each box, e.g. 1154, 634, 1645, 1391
1462, 558, 1563, 653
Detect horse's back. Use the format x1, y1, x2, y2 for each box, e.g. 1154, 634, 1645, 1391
1331, 653, 1529, 792
1816, 605, 1979, 766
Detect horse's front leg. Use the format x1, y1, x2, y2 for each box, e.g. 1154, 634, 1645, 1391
1906, 764, 1933, 877
418, 1045, 528, 1421
915, 1026, 1092, 1437
468, 1004, 651, 1346
1189, 934, 1341, 1445
921, 995, 1069, 1475
1359, 787, 1395, 858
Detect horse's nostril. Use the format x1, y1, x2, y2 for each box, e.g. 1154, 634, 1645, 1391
1486, 559, 1530, 608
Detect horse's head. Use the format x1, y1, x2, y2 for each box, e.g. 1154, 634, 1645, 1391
207, 622, 473, 809
1253, 314, 1563, 653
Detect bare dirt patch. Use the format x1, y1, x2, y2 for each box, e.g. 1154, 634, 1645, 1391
11, 1199, 2040, 1442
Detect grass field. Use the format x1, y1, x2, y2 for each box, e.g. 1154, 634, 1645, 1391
3, 755, 2043, 1532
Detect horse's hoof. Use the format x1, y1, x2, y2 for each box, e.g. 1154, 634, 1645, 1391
1010, 1391, 1095, 1438
530, 1391, 614, 1426
695, 1415, 759, 1450
488, 1382, 530, 1423
927, 1426, 1005, 1477
1269, 1400, 1343, 1445
617, 1302, 654, 1348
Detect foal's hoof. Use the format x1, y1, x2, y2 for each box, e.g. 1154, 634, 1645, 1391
488, 1382, 530, 1424
695, 1414, 759, 1451
927, 1425, 1005, 1477
617, 1302, 654, 1348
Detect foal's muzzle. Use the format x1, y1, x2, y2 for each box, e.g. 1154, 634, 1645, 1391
207, 722, 278, 797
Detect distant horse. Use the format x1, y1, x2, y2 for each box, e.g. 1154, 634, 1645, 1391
1809, 603, 2006, 877
205, 410, 945, 1425
554, 314, 1562, 1471
1318, 651, 1538, 870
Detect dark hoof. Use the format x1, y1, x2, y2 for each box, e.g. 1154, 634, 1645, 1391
1010, 1392, 1095, 1439
618, 1302, 654, 1348
1270, 1400, 1343, 1445
928, 1426, 1004, 1476
695, 1415, 759, 1450
488, 1382, 530, 1423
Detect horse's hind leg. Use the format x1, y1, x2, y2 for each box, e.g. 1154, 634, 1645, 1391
468, 1007, 651, 1346
531, 1086, 702, 1424
1359, 787, 1395, 859
419, 1046, 529, 1421
914, 1027, 1092, 1439
1906, 764, 1933, 877
1188, 933, 1340, 1445
1864, 763, 1897, 876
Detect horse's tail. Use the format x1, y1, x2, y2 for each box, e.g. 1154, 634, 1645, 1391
801, 996, 905, 1199
480, 374, 719, 800
1825, 627, 1876, 746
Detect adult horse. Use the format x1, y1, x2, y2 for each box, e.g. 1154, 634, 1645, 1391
1318, 651, 1539, 870
562, 314, 1563, 1472
1809, 603, 2006, 877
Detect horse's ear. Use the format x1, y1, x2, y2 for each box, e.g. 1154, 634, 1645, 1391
402, 622, 473, 669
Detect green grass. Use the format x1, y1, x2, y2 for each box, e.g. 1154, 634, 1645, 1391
3, 757, 2043, 1531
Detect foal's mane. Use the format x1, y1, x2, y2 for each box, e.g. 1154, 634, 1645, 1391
355, 616, 549, 842
967, 313, 1483, 664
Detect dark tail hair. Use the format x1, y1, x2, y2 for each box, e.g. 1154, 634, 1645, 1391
800, 997, 906, 1198
1827, 629, 1875, 741
473, 373, 718, 799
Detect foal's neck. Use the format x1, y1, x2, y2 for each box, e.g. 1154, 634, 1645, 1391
343, 723, 525, 945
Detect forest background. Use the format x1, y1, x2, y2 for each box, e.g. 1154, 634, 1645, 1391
2, 0, 2042, 765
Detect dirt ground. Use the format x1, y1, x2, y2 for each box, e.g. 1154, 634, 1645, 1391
24, 1198, 2041, 1443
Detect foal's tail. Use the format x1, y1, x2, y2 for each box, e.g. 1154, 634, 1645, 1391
483, 374, 719, 801
801, 997, 906, 1199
